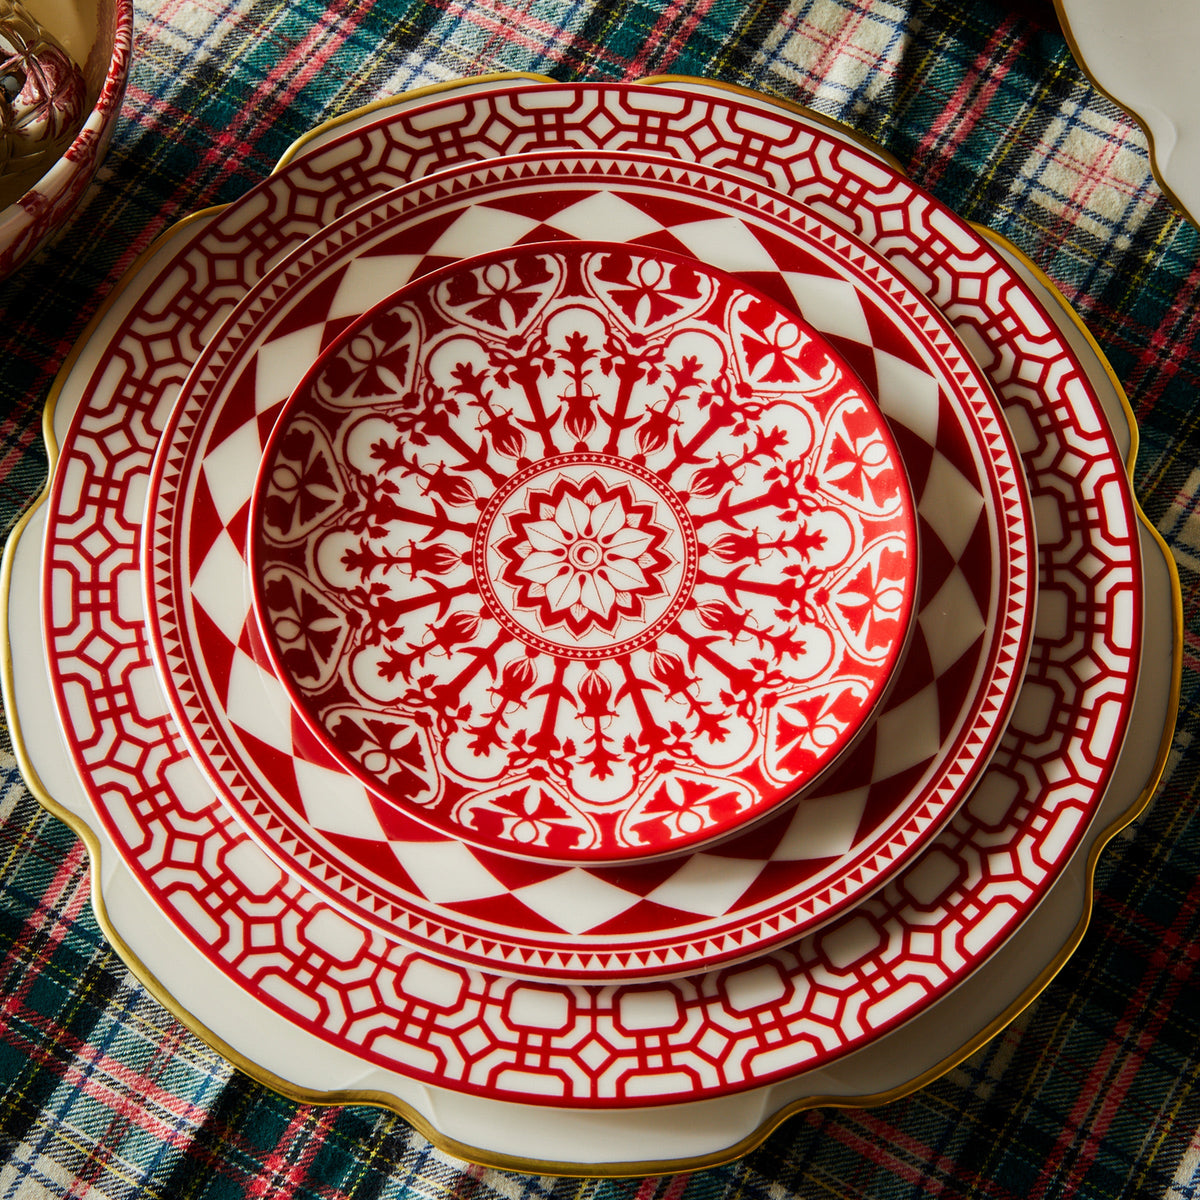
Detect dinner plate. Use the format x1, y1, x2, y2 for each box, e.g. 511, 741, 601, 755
246, 239, 920, 866
34, 81, 1140, 1109
1055, 0, 1200, 224
142, 148, 1029, 979
3, 222, 1176, 1171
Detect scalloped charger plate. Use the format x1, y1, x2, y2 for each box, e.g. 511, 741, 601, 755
4, 79, 1164, 1171
3, 241, 1175, 1170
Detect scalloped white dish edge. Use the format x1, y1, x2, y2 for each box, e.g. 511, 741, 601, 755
1, 223, 1177, 1174
1055, 0, 1200, 225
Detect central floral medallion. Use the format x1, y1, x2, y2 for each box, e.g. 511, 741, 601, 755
479, 455, 692, 652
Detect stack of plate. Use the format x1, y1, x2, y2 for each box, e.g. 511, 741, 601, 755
3, 76, 1178, 1175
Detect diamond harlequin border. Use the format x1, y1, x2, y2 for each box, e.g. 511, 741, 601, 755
38, 82, 1139, 1106
144, 151, 1030, 979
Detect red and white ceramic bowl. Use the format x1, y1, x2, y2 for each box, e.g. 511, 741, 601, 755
0, 0, 132, 278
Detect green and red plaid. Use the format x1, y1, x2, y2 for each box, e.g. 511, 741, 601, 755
2, 0, 1199, 1195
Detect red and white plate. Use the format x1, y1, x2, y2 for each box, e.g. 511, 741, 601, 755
248, 240, 919, 866
5, 187, 1174, 1175
14, 79, 1151, 1165
142, 149, 1030, 979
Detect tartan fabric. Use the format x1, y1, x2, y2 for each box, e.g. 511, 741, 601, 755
1, 0, 1199, 1194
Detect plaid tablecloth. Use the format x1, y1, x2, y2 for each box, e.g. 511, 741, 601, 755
1, 0, 1197, 1194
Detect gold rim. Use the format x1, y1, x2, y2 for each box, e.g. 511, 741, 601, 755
1052, 0, 1197, 226
1, 75, 1182, 1178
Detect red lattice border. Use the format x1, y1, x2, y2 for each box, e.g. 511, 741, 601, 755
41, 82, 1139, 1106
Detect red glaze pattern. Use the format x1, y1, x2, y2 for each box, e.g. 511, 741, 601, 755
144, 153, 1031, 980
249, 242, 918, 863
44, 84, 1137, 1105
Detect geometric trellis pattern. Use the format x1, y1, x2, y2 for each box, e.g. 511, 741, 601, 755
40, 81, 1140, 1106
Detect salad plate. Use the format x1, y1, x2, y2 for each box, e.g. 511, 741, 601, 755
2, 220, 1176, 1169
33, 78, 1141, 1112
142, 148, 1030, 980
247, 239, 920, 866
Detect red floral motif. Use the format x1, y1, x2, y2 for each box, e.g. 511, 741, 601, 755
633, 356, 703, 454
262, 426, 340, 538
382, 610, 485, 678
465, 654, 538, 754
253, 244, 916, 861
319, 311, 414, 400
559, 330, 600, 441
836, 546, 912, 649
493, 472, 674, 638
593, 249, 704, 326
453, 362, 528, 459
327, 712, 437, 805
626, 776, 750, 842
824, 404, 902, 506
340, 538, 463, 582
261, 573, 344, 684
769, 684, 868, 779
737, 299, 837, 387
444, 254, 556, 329
462, 783, 589, 851
648, 650, 730, 743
